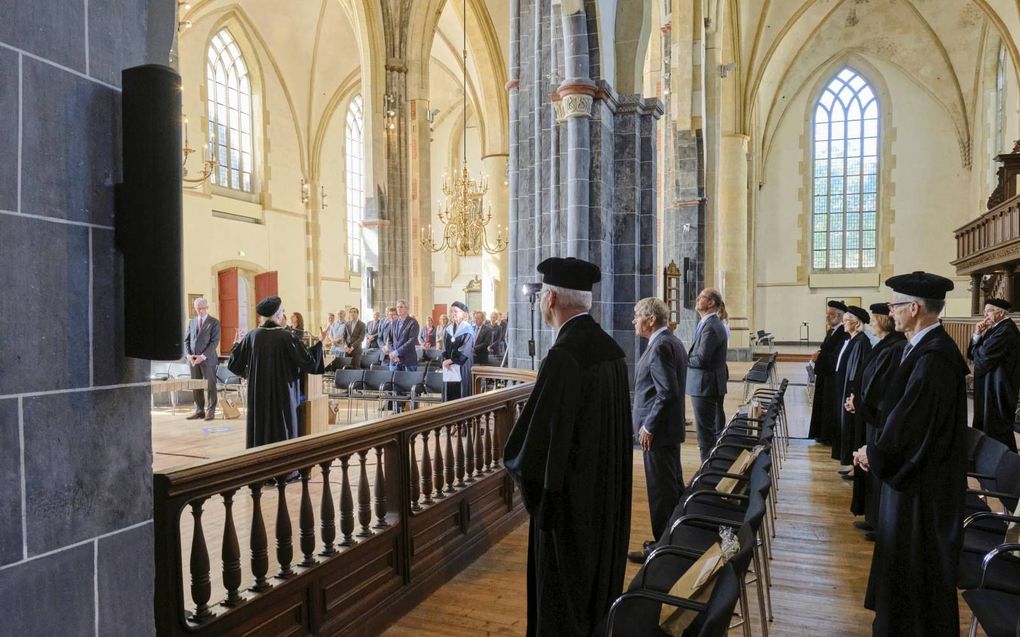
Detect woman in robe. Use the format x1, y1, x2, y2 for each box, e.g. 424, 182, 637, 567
442, 302, 476, 399
833, 306, 872, 469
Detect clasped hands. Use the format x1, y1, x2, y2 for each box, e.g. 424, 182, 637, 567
852, 445, 870, 472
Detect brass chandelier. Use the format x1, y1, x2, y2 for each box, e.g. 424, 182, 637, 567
420, 0, 507, 256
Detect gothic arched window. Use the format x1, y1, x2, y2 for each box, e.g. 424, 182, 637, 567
345, 95, 364, 274
206, 28, 254, 193
996, 45, 1007, 156
812, 68, 879, 270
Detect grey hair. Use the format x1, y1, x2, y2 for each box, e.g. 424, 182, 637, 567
193, 297, 208, 308
395, 299, 408, 307
634, 297, 669, 326
893, 293, 945, 317
544, 283, 593, 311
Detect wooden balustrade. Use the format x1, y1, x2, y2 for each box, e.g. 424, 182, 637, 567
154, 367, 535, 637
953, 193, 1020, 273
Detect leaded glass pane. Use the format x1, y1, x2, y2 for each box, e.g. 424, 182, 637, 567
814, 215, 827, 231
814, 197, 828, 214
847, 157, 860, 175
846, 213, 860, 230
863, 250, 876, 268
206, 28, 255, 192
830, 214, 843, 230
815, 178, 828, 196
846, 251, 860, 269
815, 252, 828, 268
863, 138, 877, 155
863, 232, 876, 249
830, 177, 844, 195
863, 212, 876, 230
830, 250, 843, 268
814, 232, 826, 249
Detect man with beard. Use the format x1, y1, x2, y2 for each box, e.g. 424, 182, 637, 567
228, 296, 322, 448
504, 257, 632, 637
853, 272, 967, 637
808, 300, 849, 444
968, 297, 1020, 451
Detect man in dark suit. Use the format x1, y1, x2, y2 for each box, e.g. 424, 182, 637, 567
388, 300, 420, 371
365, 311, 382, 349
629, 297, 688, 564
184, 297, 221, 421
687, 287, 729, 460
473, 311, 494, 364
345, 307, 367, 370
968, 297, 1020, 451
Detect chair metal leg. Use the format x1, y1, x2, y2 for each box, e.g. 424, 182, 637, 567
966, 614, 978, 637
737, 579, 753, 637
751, 548, 771, 634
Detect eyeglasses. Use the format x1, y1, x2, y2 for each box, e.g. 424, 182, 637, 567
887, 301, 914, 309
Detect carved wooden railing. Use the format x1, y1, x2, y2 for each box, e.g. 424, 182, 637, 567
953, 193, 1020, 273
154, 367, 535, 636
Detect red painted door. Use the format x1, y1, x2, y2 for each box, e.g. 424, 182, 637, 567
254, 271, 278, 303
218, 268, 239, 354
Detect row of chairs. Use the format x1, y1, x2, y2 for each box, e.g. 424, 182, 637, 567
149, 361, 245, 411
326, 368, 447, 424
741, 353, 778, 402
959, 428, 1020, 636
326, 347, 446, 372
750, 330, 775, 354
604, 380, 790, 636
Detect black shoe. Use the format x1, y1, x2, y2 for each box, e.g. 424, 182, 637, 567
204, 413, 215, 421
840, 473, 853, 481
837, 468, 851, 475
185, 412, 204, 420
627, 550, 648, 564
853, 520, 874, 531
864, 531, 876, 542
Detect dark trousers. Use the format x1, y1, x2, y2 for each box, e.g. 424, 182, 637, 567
190, 359, 218, 415
644, 444, 685, 541
691, 395, 726, 461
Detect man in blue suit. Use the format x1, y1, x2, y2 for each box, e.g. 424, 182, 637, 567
629, 297, 688, 563
687, 288, 729, 460
388, 299, 420, 371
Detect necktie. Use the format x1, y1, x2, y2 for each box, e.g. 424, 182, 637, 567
901, 343, 913, 362
198, 318, 204, 332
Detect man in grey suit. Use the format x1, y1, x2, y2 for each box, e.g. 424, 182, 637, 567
629, 297, 688, 563
687, 288, 729, 460
344, 307, 367, 369
184, 297, 221, 421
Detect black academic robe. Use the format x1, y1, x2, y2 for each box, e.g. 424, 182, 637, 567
834, 332, 871, 464
442, 324, 475, 399
864, 325, 968, 637
968, 318, 1020, 451
809, 324, 848, 442
503, 314, 632, 637
228, 322, 318, 449
850, 331, 906, 518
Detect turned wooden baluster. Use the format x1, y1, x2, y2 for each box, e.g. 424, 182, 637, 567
493, 411, 504, 466
409, 434, 421, 511
455, 421, 466, 487
444, 424, 456, 493
432, 426, 445, 499
248, 483, 271, 592
188, 498, 214, 621
275, 479, 294, 578
420, 431, 434, 505
465, 417, 476, 482
299, 468, 318, 566
319, 461, 337, 556
356, 450, 373, 537
220, 490, 242, 607
483, 414, 493, 472
474, 416, 485, 475
339, 455, 355, 546
373, 446, 389, 528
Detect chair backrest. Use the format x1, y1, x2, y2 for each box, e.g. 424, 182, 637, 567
424, 348, 444, 362
334, 369, 365, 390
150, 362, 171, 379
215, 364, 232, 383
994, 451, 1020, 510
361, 350, 382, 366
392, 370, 425, 393
168, 362, 191, 378
424, 371, 445, 393
684, 562, 742, 637
362, 369, 394, 390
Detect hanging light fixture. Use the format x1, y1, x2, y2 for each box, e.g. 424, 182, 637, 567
420, 0, 507, 256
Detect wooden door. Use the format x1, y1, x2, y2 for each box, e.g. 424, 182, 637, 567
254, 271, 278, 304
218, 268, 239, 354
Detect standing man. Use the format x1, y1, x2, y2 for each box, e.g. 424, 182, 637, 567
388, 300, 420, 371
380, 306, 398, 353
968, 297, 1020, 451
687, 288, 729, 460
853, 272, 967, 636
184, 297, 221, 421
365, 311, 382, 349
324, 308, 348, 355
808, 301, 849, 444
345, 307, 367, 370
472, 311, 494, 365
442, 302, 476, 400
628, 297, 688, 564
504, 257, 632, 637
228, 296, 321, 448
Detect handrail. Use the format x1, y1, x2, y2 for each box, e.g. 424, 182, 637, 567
953, 194, 1020, 271
154, 367, 536, 636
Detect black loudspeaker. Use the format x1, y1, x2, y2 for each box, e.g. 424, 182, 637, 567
116, 65, 184, 360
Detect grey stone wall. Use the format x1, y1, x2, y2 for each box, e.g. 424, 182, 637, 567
662, 126, 705, 344
0, 1, 167, 634
506, 1, 661, 378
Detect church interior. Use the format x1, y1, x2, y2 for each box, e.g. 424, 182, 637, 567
2, 0, 1020, 635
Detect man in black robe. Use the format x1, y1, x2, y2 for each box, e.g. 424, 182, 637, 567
834, 306, 871, 469
854, 272, 967, 637
504, 257, 632, 637
968, 297, 1020, 451
228, 296, 320, 449
808, 300, 849, 443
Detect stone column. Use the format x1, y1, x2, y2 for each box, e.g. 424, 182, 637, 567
407, 97, 434, 317
376, 62, 410, 308
1004, 264, 1016, 308
481, 153, 510, 313
718, 133, 750, 356
557, 83, 595, 259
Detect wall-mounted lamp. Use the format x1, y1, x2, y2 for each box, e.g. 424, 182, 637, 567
719, 63, 736, 79
320, 185, 328, 209
384, 93, 397, 130
300, 178, 310, 205
426, 107, 440, 142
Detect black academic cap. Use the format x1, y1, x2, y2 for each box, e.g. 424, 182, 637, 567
869, 302, 890, 316
846, 305, 870, 324
451, 301, 469, 313
827, 300, 848, 312
884, 271, 954, 300
986, 297, 1012, 311
256, 295, 282, 317
537, 257, 601, 291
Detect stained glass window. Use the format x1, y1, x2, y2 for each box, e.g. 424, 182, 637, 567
345, 95, 364, 274
206, 29, 254, 192
813, 68, 878, 270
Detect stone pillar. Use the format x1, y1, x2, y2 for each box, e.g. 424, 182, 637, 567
971, 273, 982, 315
407, 97, 434, 317
718, 133, 750, 356
376, 62, 410, 308
481, 154, 510, 313
557, 83, 595, 259
1004, 264, 1016, 309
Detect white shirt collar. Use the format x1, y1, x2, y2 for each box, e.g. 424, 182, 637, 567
647, 326, 670, 347
698, 311, 718, 324
908, 321, 940, 348
554, 312, 589, 341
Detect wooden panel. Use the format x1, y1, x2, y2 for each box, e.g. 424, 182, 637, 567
255, 271, 278, 302
218, 267, 239, 355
